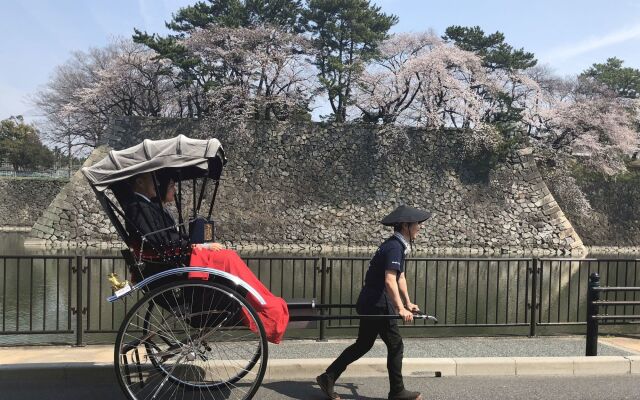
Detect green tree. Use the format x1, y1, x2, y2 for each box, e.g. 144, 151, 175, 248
443, 25, 537, 133
580, 57, 640, 99
302, 0, 397, 122
0, 116, 54, 171
442, 25, 537, 72
165, 0, 303, 31
133, 0, 304, 117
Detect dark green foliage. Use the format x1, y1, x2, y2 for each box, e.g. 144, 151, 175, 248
443, 25, 537, 72
165, 0, 303, 31
166, 0, 245, 31
443, 25, 537, 132
132, 0, 305, 117
302, 0, 398, 122
132, 29, 209, 116
580, 57, 640, 99
0, 116, 54, 171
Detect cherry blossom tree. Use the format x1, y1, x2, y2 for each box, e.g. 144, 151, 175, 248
354, 32, 637, 174
354, 32, 504, 130
34, 39, 182, 152
524, 74, 638, 175
133, 0, 305, 117
182, 24, 318, 122
404, 43, 493, 129
353, 32, 438, 124
76, 39, 177, 117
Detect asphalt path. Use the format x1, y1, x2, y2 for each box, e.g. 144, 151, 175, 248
2, 374, 640, 400
258, 376, 640, 399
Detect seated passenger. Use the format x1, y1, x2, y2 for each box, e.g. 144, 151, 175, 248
125, 172, 289, 344
124, 172, 188, 257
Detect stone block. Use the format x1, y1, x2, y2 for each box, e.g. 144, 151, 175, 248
558, 229, 574, 240
517, 147, 533, 156
570, 240, 585, 249
524, 171, 541, 182
543, 205, 561, 216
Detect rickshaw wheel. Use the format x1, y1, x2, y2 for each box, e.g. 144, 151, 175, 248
114, 280, 268, 400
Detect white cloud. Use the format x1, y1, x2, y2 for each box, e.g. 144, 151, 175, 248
542, 23, 640, 63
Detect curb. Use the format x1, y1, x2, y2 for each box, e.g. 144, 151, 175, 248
265, 356, 640, 379
1, 357, 638, 382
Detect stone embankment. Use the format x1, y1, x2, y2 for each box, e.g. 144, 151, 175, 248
0, 178, 67, 231
26, 118, 584, 255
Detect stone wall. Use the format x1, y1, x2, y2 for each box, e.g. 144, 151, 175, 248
544, 168, 640, 248
0, 178, 66, 228
28, 117, 584, 255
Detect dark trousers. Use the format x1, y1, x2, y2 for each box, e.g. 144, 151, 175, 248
325, 317, 404, 394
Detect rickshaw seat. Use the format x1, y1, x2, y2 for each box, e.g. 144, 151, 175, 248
121, 247, 188, 290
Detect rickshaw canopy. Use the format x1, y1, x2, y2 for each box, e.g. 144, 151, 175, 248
82, 135, 225, 192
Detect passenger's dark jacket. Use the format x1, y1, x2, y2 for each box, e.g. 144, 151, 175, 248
124, 193, 186, 252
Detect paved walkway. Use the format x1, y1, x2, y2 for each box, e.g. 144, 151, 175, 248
2, 336, 637, 364
0, 335, 639, 380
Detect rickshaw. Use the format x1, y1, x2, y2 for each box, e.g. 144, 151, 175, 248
81, 135, 437, 400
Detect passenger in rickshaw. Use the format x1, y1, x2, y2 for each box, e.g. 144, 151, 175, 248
125, 172, 289, 344
124, 172, 187, 254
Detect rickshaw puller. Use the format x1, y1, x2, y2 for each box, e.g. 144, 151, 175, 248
317, 205, 430, 400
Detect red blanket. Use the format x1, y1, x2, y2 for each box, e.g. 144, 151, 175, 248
188, 248, 289, 344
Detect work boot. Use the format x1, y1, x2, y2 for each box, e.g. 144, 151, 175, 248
316, 373, 341, 400
388, 388, 423, 400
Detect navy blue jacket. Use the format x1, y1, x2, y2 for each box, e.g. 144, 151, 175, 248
356, 235, 407, 316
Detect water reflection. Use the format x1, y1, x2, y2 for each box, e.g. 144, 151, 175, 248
6, 232, 636, 258
0, 232, 122, 256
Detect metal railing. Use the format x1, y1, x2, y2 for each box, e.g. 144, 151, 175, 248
0, 256, 75, 342
1, 255, 639, 345
536, 259, 640, 333
324, 258, 534, 333
585, 272, 640, 356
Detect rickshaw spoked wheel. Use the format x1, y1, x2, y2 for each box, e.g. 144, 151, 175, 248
114, 280, 268, 400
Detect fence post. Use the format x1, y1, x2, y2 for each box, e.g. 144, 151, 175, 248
75, 255, 85, 347
318, 257, 328, 342
529, 258, 539, 337
586, 272, 600, 356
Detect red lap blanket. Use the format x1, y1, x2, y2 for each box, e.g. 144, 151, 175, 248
188, 247, 289, 344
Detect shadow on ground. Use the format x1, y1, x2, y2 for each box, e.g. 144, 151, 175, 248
262, 380, 386, 400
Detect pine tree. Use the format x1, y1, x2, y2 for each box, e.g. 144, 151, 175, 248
302, 0, 397, 122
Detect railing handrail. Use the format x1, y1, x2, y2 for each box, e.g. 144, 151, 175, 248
0, 255, 76, 259
593, 286, 640, 291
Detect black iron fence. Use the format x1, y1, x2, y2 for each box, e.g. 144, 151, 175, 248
585, 272, 640, 356
1, 255, 639, 345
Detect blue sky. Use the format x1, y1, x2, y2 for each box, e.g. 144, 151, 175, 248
2, 0, 640, 122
